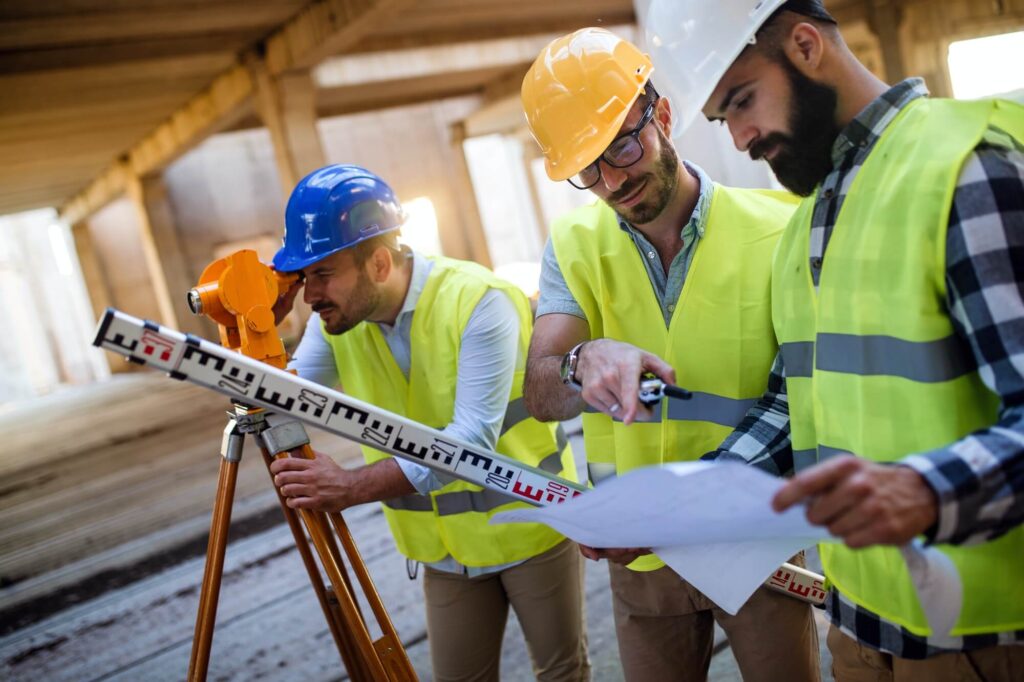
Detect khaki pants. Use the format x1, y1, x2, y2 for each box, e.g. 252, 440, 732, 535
828, 625, 1024, 682
609, 559, 820, 682
423, 540, 590, 682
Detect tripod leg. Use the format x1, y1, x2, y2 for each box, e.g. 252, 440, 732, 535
259, 418, 404, 681
327, 510, 417, 681
294, 502, 390, 680
187, 443, 241, 681
258, 449, 371, 679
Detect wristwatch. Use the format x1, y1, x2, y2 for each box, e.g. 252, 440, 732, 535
559, 341, 586, 391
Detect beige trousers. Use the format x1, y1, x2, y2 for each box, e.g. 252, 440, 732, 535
828, 625, 1024, 682
423, 539, 590, 682
608, 558, 820, 682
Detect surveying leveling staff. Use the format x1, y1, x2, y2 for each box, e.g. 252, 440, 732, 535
647, 0, 1024, 678
520, 29, 820, 682
269, 165, 589, 682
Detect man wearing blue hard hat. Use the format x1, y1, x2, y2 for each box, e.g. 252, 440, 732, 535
645, 0, 1024, 679
269, 164, 589, 681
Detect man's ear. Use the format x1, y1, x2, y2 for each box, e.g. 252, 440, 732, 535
784, 21, 826, 76
369, 246, 392, 283
654, 95, 674, 139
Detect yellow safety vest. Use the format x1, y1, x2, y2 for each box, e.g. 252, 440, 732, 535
773, 96, 1024, 635
326, 256, 575, 566
552, 184, 798, 570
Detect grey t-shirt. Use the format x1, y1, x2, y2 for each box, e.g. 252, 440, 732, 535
537, 161, 713, 327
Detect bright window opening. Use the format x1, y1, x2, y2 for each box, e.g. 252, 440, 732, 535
947, 31, 1024, 100
400, 197, 442, 256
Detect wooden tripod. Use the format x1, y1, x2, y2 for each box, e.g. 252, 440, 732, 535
186, 402, 417, 681
184, 249, 415, 681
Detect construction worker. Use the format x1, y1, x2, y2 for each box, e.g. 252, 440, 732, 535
645, 0, 1024, 678
268, 164, 590, 682
520, 28, 820, 682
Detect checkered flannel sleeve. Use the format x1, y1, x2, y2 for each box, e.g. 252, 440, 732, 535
703, 351, 797, 477
902, 134, 1024, 546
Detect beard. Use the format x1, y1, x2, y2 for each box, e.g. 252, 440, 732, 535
607, 127, 680, 225
749, 59, 840, 197
315, 270, 380, 335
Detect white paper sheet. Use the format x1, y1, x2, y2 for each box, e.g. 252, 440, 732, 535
494, 462, 962, 632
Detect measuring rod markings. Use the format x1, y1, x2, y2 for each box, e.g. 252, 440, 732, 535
94, 309, 586, 508
93, 308, 826, 605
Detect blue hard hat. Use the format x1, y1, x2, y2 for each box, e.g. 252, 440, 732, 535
272, 164, 405, 272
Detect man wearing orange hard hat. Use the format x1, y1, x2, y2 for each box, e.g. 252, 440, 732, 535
520, 27, 820, 681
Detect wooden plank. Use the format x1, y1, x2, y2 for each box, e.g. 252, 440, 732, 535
263, 0, 416, 75
315, 65, 513, 120
58, 65, 253, 225
56, 0, 403, 224
0, 99, 203, 139
60, 165, 130, 228
0, 53, 235, 104
350, 0, 634, 51
0, 4, 302, 51
0, 0, 303, 21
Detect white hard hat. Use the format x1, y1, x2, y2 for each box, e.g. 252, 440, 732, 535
644, 0, 786, 134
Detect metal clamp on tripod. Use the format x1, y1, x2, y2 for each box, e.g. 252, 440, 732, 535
185, 249, 415, 682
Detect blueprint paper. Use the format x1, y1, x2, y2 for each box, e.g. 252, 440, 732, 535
496, 462, 829, 547
494, 462, 962, 631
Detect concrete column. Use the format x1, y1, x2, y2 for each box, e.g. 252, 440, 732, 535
517, 135, 550, 244
447, 122, 493, 268
126, 173, 205, 336
250, 60, 327, 198
71, 221, 114, 325
867, 0, 907, 84
247, 60, 321, 329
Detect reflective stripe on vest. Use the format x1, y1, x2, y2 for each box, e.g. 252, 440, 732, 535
665, 391, 756, 427
772, 96, 1024, 636
784, 335, 976, 382
584, 392, 755, 427
553, 185, 797, 572
501, 397, 530, 434
328, 256, 573, 567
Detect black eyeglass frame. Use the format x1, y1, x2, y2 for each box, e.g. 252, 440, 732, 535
568, 91, 660, 190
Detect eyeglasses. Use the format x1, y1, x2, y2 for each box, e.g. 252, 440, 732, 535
569, 96, 658, 190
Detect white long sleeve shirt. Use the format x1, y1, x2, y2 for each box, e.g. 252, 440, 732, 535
288, 252, 524, 575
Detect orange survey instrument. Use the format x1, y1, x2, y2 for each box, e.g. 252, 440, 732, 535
184, 249, 416, 682
186, 249, 298, 369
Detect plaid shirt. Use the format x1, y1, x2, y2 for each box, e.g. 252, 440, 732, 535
709, 79, 1024, 657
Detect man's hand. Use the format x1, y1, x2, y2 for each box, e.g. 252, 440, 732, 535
273, 275, 304, 326
772, 454, 939, 548
579, 544, 652, 565
270, 449, 354, 512
576, 339, 676, 425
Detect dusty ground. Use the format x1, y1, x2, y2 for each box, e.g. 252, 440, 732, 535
0, 374, 832, 680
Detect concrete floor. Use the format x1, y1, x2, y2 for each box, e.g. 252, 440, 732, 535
0, 374, 834, 680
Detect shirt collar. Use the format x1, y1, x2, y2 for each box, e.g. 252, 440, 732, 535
378, 249, 426, 330
831, 78, 929, 164
616, 160, 712, 239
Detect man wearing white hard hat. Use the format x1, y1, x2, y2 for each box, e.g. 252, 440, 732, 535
646, 0, 1024, 679
520, 27, 821, 681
